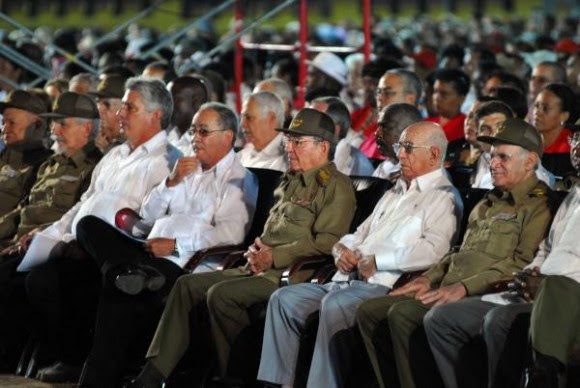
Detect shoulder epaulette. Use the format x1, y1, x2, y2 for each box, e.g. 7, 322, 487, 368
316, 167, 331, 187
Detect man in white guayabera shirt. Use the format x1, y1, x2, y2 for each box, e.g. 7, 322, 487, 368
65, 102, 259, 387
24, 77, 182, 383
257, 121, 463, 388
237, 91, 288, 172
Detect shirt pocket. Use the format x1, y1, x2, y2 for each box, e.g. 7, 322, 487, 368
462, 217, 520, 259
283, 202, 315, 224
52, 175, 82, 209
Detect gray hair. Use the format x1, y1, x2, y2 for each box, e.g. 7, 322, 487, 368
312, 136, 335, 161
385, 68, 423, 105
311, 96, 351, 139
73, 117, 99, 140
246, 91, 285, 127
255, 78, 293, 104
198, 102, 238, 147
125, 76, 174, 129
425, 125, 448, 165
69, 73, 98, 91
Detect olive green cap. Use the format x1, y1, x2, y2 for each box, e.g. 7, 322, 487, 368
0, 89, 46, 115
276, 108, 337, 144
477, 118, 544, 157
41, 92, 99, 119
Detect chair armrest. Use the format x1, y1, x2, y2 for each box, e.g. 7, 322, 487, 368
484, 280, 511, 294
392, 270, 423, 290
184, 245, 244, 271
310, 263, 338, 285
216, 250, 246, 271
280, 255, 333, 286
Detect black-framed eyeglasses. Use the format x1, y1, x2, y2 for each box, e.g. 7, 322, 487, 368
393, 141, 431, 154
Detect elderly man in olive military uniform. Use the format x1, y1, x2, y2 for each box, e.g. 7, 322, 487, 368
424, 125, 580, 388
356, 118, 553, 388
0, 90, 51, 219
0, 91, 100, 371
129, 108, 356, 387
90, 74, 127, 154
0, 92, 101, 251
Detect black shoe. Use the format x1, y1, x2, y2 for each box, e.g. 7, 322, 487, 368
125, 361, 165, 388
36, 361, 82, 383
115, 265, 166, 295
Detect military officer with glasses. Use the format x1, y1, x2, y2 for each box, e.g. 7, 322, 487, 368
356, 117, 554, 388
128, 108, 356, 388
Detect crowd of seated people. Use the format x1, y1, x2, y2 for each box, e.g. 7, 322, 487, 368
0, 10, 579, 388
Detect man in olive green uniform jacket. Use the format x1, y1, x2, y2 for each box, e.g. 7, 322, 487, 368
0, 92, 100, 370
130, 108, 356, 387
0, 90, 51, 218
0, 92, 101, 249
356, 118, 554, 388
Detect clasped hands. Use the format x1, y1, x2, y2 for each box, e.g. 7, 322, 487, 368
244, 237, 273, 274
333, 243, 377, 281
508, 266, 543, 302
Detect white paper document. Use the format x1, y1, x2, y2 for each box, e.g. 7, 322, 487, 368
17, 233, 61, 272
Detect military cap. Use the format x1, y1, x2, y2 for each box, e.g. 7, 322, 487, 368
41, 92, 99, 119
477, 118, 544, 157
277, 108, 337, 144
0, 89, 47, 115
89, 74, 126, 99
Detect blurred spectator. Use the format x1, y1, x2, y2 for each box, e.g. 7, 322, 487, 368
532, 83, 579, 178
426, 68, 470, 142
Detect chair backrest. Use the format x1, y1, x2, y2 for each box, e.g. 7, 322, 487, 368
349, 175, 393, 233
244, 168, 284, 246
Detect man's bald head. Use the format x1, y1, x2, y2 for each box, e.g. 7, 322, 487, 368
397, 122, 447, 183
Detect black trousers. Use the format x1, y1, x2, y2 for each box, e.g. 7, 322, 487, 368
25, 239, 101, 367
0, 252, 32, 371
75, 215, 184, 388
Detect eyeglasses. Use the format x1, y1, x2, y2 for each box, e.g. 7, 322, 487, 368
393, 141, 431, 154
187, 127, 229, 138
490, 152, 514, 162
282, 136, 320, 148
568, 135, 580, 146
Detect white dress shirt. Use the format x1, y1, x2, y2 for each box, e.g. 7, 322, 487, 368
42, 131, 181, 242
333, 168, 463, 288
334, 139, 375, 177
372, 158, 400, 180
140, 149, 258, 268
473, 153, 555, 189
237, 133, 287, 172
528, 184, 580, 282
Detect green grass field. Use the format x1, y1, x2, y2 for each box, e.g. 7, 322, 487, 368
0, 0, 557, 37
